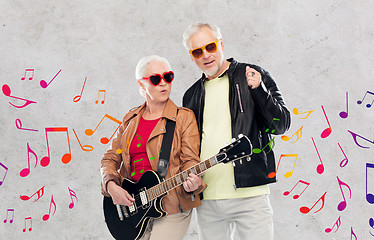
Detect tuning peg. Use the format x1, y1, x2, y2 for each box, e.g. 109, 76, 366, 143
231, 138, 236, 143
232, 161, 236, 167
246, 156, 251, 162
240, 159, 243, 164
238, 134, 244, 138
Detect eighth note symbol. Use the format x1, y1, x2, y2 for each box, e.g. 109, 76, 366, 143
357, 90, 374, 108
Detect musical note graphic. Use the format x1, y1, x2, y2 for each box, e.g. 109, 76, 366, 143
268, 154, 298, 179
369, 217, 374, 229
253, 137, 275, 154
283, 180, 310, 199
15, 119, 38, 132
23, 217, 32, 232
321, 105, 332, 138
292, 108, 314, 119
2, 84, 37, 108
311, 137, 324, 174
357, 90, 374, 108
338, 143, 349, 167
0, 162, 8, 186
41, 127, 72, 167
281, 126, 303, 144
73, 77, 87, 102
42, 195, 56, 221
265, 118, 280, 133
339, 92, 349, 118
85, 114, 122, 144
95, 90, 106, 104
336, 176, 352, 211
40, 69, 62, 88
351, 227, 358, 240
20, 143, 38, 178
299, 192, 327, 214
131, 159, 145, 177
135, 134, 144, 147
325, 216, 341, 233
116, 137, 130, 154
347, 130, 374, 149
366, 163, 374, 204
4, 209, 14, 223
20, 186, 45, 202
21, 68, 34, 81
72, 129, 93, 152
149, 150, 162, 160
68, 187, 78, 209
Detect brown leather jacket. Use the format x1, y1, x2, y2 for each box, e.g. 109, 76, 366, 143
101, 98, 206, 215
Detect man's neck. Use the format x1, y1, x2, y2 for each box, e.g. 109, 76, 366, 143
206, 60, 230, 80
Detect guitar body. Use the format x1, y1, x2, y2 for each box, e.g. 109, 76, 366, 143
103, 171, 166, 240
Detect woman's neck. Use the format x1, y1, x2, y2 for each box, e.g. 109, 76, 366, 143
143, 100, 166, 120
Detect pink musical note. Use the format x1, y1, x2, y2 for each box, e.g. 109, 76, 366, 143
321, 105, 332, 138
73, 77, 87, 102
351, 227, 358, 240
300, 192, 327, 214
4, 209, 14, 223
20, 143, 38, 178
40, 69, 62, 88
41, 127, 72, 167
366, 163, 374, 204
311, 137, 324, 174
15, 119, 38, 132
281, 126, 303, 144
42, 195, 56, 221
23, 217, 32, 232
253, 137, 275, 154
265, 118, 280, 133
283, 180, 310, 199
339, 92, 349, 119
95, 90, 106, 104
20, 186, 45, 202
338, 143, 349, 167
2, 84, 37, 108
0, 162, 8, 186
268, 154, 298, 179
68, 187, 78, 209
325, 216, 341, 233
357, 90, 374, 108
348, 130, 374, 149
72, 129, 93, 152
292, 108, 314, 119
336, 176, 351, 211
21, 68, 35, 81
85, 114, 122, 144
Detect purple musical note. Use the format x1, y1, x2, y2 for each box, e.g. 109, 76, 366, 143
40, 69, 62, 88
357, 90, 374, 108
0, 162, 8, 186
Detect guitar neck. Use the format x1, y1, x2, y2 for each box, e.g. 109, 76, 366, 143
146, 153, 225, 201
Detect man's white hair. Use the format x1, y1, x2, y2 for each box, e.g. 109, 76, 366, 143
182, 23, 222, 50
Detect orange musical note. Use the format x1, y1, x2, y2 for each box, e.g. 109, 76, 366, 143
0, 162, 8, 186
95, 90, 106, 104
20, 143, 38, 178
292, 108, 314, 119
253, 137, 275, 154
339, 92, 349, 119
68, 187, 78, 209
299, 192, 327, 214
311, 137, 324, 174
73, 77, 87, 102
23, 217, 32, 232
357, 90, 374, 108
348, 130, 374, 149
321, 105, 332, 138
338, 143, 348, 167
40, 69, 62, 88
85, 114, 122, 144
21, 68, 34, 81
2, 84, 37, 108
116, 137, 130, 154
72, 129, 93, 152
325, 216, 341, 233
281, 126, 303, 143
41, 127, 72, 167
283, 180, 310, 199
20, 186, 45, 202
366, 163, 374, 204
4, 209, 14, 223
131, 159, 145, 177
337, 176, 351, 211
15, 118, 38, 132
42, 195, 57, 221
268, 154, 298, 179
265, 118, 280, 133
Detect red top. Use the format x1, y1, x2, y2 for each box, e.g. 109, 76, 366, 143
129, 117, 160, 181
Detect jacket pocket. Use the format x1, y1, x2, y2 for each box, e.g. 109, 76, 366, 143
235, 83, 244, 113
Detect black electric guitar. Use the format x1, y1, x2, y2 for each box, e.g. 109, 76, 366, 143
103, 134, 252, 240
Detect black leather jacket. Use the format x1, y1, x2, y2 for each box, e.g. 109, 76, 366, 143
183, 58, 291, 188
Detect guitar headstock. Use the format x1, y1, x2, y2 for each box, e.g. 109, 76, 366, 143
217, 134, 253, 164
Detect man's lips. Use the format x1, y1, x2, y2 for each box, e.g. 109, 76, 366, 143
204, 60, 214, 66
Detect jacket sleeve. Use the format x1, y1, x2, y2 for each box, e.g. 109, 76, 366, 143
248, 65, 291, 135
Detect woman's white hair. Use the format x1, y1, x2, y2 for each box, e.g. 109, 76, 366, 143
182, 23, 222, 50
135, 55, 171, 97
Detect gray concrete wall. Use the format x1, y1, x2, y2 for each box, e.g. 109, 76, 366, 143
1, 0, 373, 239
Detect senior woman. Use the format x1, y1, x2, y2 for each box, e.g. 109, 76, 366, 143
101, 55, 205, 240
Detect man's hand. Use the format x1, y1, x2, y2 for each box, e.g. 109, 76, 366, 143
107, 181, 135, 206
246, 66, 261, 89
183, 173, 202, 192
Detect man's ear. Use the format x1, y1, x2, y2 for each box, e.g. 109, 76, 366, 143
220, 40, 224, 51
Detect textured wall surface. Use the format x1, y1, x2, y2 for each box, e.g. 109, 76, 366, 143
1, 0, 374, 239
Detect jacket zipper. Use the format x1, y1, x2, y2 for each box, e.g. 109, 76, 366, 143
235, 83, 244, 113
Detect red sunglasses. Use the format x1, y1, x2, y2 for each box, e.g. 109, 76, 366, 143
142, 71, 174, 86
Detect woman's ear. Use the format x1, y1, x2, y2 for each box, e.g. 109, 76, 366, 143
138, 79, 145, 90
